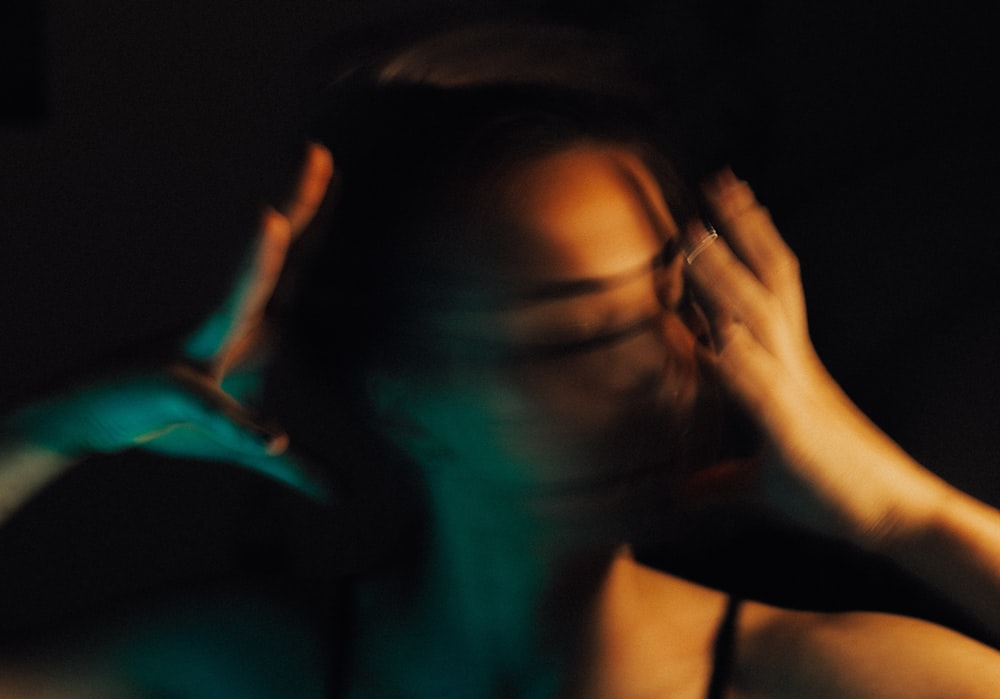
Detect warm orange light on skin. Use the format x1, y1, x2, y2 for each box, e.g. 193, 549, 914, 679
497, 144, 679, 282
391, 143, 716, 491
577, 547, 727, 698
427, 145, 689, 352
457, 145, 704, 429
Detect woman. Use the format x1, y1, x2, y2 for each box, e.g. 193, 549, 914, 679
4, 22, 1000, 698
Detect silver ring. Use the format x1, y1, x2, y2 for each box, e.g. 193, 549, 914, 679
684, 225, 719, 265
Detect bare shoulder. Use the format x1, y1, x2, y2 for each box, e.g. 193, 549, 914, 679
580, 558, 731, 699
731, 599, 1000, 698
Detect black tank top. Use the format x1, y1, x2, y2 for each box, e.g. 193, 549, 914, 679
706, 596, 742, 699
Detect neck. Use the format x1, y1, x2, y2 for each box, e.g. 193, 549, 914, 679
432, 473, 621, 657
354, 468, 624, 696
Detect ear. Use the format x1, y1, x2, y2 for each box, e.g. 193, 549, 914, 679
366, 371, 452, 464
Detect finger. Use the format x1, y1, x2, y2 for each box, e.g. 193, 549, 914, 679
144, 429, 331, 503
57, 362, 333, 501
183, 146, 332, 370
212, 208, 293, 375
711, 320, 796, 432
683, 221, 784, 346
162, 364, 332, 501
182, 209, 291, 371
168, 363, 287, 454
702, 168, 806, 327
283, 143, 334, 236
4, 366, 281, 459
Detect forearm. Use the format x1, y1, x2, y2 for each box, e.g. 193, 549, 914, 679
737, 604, 1000, 698
766, 390, 1000, 641
832, 414, 1000, 641
804, 373, 1000, 639
687, 170, 1000, 646
0, 437, 76, 525
883, 483, 1000, 644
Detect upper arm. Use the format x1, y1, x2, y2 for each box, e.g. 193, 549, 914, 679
731, 602, 1000, 698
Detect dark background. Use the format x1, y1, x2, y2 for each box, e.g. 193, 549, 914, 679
2, 0, 1000, 640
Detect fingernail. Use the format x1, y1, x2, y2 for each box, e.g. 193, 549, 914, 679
251, 424, 289, 455
264, 433, 290, 456
715, 166, 740, 188
703, 167, 757, 214
703, 165, 745, 197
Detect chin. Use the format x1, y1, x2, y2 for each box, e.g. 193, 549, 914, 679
524, 398, 725, 549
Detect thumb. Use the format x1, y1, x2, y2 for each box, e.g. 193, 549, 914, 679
147, 365, 331, 502
161, 363, 288, 456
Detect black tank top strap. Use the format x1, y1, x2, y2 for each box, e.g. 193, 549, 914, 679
705, 595, 742, 699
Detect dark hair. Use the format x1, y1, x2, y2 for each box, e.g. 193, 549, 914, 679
283, 79, 694, 393
258, 26, 707, 551
265, 25, 701, 470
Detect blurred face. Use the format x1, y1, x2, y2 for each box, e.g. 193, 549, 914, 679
378, 144, 721, 508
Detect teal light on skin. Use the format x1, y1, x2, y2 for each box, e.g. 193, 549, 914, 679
357, 376, 619, 695
0, 197, 332, 503
0, 145, 334, 507
1, 364, 329, 502
345, 144, 705, 696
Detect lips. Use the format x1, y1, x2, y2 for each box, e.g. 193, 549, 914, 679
521, 360, 726, 537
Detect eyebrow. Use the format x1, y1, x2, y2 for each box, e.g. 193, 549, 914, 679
513, 161, 682, 303
510, 236, 680, 303
512, 312, 661, 359
423, 238, 679, 313
449, 309, 662, 364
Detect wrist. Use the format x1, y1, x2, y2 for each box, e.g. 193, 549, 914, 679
0, 437, 78, 524
2, 400, 94, 459
855, 457, 955, 557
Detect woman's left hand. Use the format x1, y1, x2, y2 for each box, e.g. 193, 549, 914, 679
3, 144, 335, 503
683, 169, 945, 550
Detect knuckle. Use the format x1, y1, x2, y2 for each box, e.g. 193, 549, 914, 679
719, 199, 770, 230
763, 244, 799, 285
783, 247, 801, 273
777, 250, 800, 281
